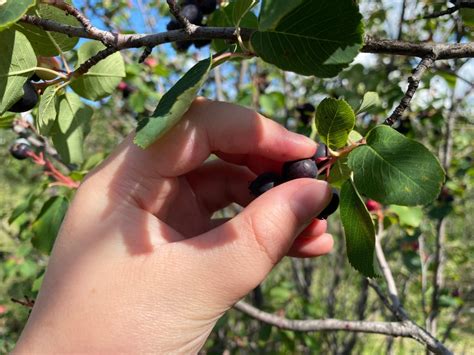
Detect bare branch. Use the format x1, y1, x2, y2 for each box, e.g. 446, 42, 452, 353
73, 46, 119, 76
234, 301, 451, 354
166, 0, 197, 35
424, 1, 474, 19
384, 54, 437, 126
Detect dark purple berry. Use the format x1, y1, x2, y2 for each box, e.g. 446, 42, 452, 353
9, 81, 38, 113
181, 4, 203, 25
174, 40, 193, 52
314, 143, 328, 159
30, 73, 41, 82
166, 19, 182, 30
282, 158, 318, 181
296, 103, 315, 125
249, 172, 282, 197
193, 38, 212, 48
183, 0, 217, 15
317, 190, 339, 219
9, 142, 31, 160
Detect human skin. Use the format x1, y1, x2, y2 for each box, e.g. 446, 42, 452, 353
14, 98, 333, 354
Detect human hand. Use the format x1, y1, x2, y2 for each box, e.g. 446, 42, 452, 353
15, 98, 333, 354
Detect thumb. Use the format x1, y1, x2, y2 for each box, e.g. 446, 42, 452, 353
179, 178, 332, 303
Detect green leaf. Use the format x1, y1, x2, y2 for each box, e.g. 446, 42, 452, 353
70, 41, 125, 101
251, 0, 364, 77
258, 0, 303, 31
0, 112, 15, 129
389, 205, 423, 228
315, 97, 355, 149
233, 0, 258, 26
460, 8, 474, 27
340, 180, 378, 277
0, 0, 36, 31
31, 196, 68, 255
348, 125, 445, 206
357, 91, 381, 114
51, 92, 93, 164
14, 1, 80, 56
134, 56, 213, 149
327, 158, 351, 187
36, 85, 59, 135
208, 2, 258, 52
0, 29, 36, 115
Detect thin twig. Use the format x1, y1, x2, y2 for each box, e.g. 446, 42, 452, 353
166, 0, 197, 35
384, 54, 438, 126
424, 1, 474, 19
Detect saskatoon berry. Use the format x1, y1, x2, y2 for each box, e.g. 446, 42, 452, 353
282, 158, 318, 181
166, 19, 181, 30
174, 40, 193, 52
181, 4, 203, 25
317, 190, 339, 220
9, 81, 38, 113
314, 143, 328, 159
249, 172, 282, 197
296, 103, 315, 125
9, 142, 31, 160
193, 39, 212, 48
186, 0, 217, 15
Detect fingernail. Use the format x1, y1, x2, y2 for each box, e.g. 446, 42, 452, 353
289, 181, 331, 223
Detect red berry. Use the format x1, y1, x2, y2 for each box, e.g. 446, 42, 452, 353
366, 199, 382, 212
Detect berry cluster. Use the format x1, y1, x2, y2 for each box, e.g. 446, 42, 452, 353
9, 80, 38, 113
249, 144, 340, 219
166, 0, 218, 52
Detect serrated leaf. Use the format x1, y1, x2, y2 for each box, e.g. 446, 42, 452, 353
14, 1, 80, 56
0, 0, 36, 31
0, 29, 36, 114
315, 97, 355, 149
134, 56, 213, 149
251, 0, 364, 77
357, 91, 381, 114
51, 92, 93, 164
36, 85, 59, 135
31, 196, 68, 255
348, 125, 445, 206
340, 179, 377, 278
70, 41, 125, 101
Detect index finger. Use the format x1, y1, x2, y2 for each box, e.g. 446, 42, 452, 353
93, 98, 316, 180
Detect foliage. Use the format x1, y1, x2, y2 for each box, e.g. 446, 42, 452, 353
0, 0, 473, 353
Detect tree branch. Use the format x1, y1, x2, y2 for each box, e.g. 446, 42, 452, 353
233, 301, 451, 354
19, 14, 474, 60
166, 0, 197, 34
384, 54, 437, 126
424, 1, 474, 19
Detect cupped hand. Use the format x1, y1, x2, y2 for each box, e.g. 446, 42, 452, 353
16, 98, 333, 354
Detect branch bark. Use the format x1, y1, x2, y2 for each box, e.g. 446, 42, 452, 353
233, 301, 451, 354
20, 14, 474, 60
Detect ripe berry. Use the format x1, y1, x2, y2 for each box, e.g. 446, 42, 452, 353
282, 158, 318, 181
166, 19, 181, 30
193, 39, 212, 48
366, 199, 382, 212
181, 4, 203, 25
317, 190, 339, 219
249, 172, 282, 197
185, 0, 217, 15
174, 40, 193, 52
9, 142, 31, 160
296, 103, 315, 125
314, 143, 328, 159
9, 81, 38, 113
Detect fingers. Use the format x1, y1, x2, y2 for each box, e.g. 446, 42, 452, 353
175, 179, 332, 302
185, 160, 255, 213
116, 98, 315, 178
287, 233, 334, 258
